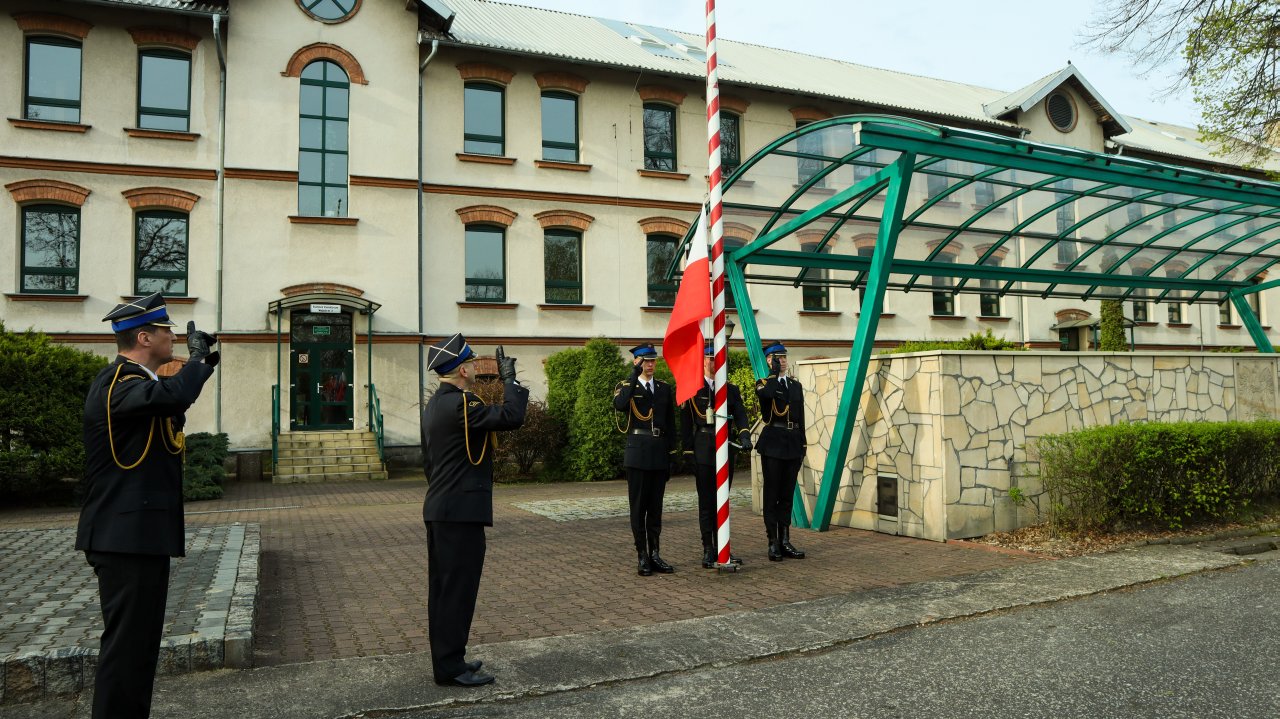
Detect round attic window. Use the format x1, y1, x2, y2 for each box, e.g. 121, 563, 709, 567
297, 0, 361, 23
1046, 92, 1077, 132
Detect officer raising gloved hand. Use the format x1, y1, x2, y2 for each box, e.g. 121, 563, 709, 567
495, 345, 519, 384
186, 321, 220, 367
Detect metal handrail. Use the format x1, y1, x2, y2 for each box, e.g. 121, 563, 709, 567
270, 384, 280, 474
368, 383, 385, 463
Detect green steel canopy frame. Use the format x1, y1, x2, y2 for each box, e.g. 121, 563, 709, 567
673, 115, 1280, 532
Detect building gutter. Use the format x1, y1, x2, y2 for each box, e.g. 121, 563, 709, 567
417, 36, 439, 396
213, 12, 227, 433
68, 0, 225, 19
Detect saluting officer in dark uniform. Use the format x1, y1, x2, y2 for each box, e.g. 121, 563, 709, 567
421, 334, 528, 687
76, 293, 219, 719
613, 343, 678, 576
680, 344, 752, 568
755, 341, 807, 562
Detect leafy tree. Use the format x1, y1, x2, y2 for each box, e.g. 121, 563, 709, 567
1099, 299, 1130, 350
0, 323, 107, 502
1085, 0, 1280, 168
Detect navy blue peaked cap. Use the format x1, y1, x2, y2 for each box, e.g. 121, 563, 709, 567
102, 292, 177, 332
763, 341, 788, 357
630, 343, 659, 359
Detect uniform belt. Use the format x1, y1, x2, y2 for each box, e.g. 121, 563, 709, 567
630, 427, 663, 437
769, 421, 799, 430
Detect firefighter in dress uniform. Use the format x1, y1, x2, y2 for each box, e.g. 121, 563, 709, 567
755, 341, 807, 561
76, 293, 218, 719
613, 343, 679, 576
680, 344, 752, 568
421, 334, 528, 687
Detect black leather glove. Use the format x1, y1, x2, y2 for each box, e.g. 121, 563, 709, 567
769, 354, 781, 378
496, 345, 517, 383
737, 431, 752, 452
631, 359, 644, 379
186, 321, 220, 367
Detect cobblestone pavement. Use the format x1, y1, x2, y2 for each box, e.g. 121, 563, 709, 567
0, 474, 1041, 669
0, 524, 257, 702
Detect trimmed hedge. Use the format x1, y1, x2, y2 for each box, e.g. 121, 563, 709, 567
1037, 420, 1280, 531
183, 432, 228, 501
884, 329, 1024, 354
0, 323, 108, 503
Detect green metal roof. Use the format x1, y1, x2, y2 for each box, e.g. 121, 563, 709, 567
697, 115, 1280, 309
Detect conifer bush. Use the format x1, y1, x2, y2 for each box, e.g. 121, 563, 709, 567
183, 432, 228, 501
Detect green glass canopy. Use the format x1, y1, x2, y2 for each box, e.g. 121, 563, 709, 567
677, 115, 1279, 531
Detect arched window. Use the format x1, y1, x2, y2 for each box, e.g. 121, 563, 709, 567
541, 91, 578, 162
21, 204, 80, 293
137, 49, 192, 131
298, 60, 349, 217
464, 82, 504, 156
135, 210, 189, 295
26, 36, 81, 123
643, 103, 677, 171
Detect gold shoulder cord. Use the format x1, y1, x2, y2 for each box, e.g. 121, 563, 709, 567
461, 393, 493, 466
106, 363, 155, 470
770, 379, 791, 419
613, 381, 654, 433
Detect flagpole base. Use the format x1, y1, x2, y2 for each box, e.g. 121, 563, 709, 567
715, 562, 740, 573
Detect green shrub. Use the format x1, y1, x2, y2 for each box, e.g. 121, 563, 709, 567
468, 381, 565, 481
543, 347, 585, 429
569, 338, 629, 481
884, 329, 1024, 354
1037, 420, 1280, 531
0, 323, 108, 503
1098, 299, 1128, 351
183, 432, 228, 501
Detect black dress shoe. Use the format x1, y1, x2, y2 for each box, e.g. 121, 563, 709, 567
465, 659, 483, 672
650, 553, 675, 573
435, 669, 495, 687
637, 550, 653, 576
701, 546, 716, 569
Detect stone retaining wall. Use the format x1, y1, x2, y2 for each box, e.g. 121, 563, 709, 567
783, 352, 1280, 541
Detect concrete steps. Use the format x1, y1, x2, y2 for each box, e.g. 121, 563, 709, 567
274, 429, 387, 483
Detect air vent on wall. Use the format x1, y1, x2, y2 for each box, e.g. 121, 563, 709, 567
1046, 92, 1076, 132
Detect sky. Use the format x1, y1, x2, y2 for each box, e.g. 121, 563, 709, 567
503, 0, 1201, 130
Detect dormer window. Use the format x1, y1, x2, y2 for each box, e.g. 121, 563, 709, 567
1046, 91, 1077, 132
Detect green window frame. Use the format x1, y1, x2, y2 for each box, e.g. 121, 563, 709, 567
1219, 300, 1233, 325
298, 60, 349, 217
541, 91, 578, 163
465, 225, 506, 302
25, 36, 81, 123
1168, 302, 1183, 323
932, 253, 955, 316
646, 233, 678, 306
21, 204, 80, 294
974, 165, 996, 206
543, 229, 582, 304
720, 112, 741, 175
795, 119, 826, 187
135, 210, 189, 295
1131, 290, 1150, 322
299, 0, 358, 21
979, 258, 1001, 317
1055, 187, 1078, 264
643, 103, 677, 171
800, 241, 830, 311
464, 82, 505, 156
137, 49, 191, 132
857, 246, 874, 304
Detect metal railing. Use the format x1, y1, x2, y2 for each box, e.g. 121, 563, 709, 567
367, 383, 385, 463
270, 384, 280, 474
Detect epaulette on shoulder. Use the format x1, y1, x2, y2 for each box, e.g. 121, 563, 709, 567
115, 374, 144, 384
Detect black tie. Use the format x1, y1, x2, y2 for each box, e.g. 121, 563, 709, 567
781, 377, 787, 390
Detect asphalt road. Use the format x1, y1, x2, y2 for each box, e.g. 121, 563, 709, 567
411, 559, 1280, 719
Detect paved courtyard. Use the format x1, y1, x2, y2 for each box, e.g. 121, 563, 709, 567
0, 473, 1041, 671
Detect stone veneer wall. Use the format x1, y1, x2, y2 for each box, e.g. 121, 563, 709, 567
783, 352, 1280, 542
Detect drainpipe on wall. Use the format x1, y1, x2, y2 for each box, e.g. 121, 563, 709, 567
212, 12, 228, 433
417, 36, 439, 397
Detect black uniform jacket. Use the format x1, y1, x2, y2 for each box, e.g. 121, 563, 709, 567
421, 380, 529, 526
76, 356, 215, 558
613, 375, 677, 471
680, 380, 750, 466
755, 375, 806, 460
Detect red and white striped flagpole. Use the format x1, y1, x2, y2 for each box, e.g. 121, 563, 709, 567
705, 0, 732, 568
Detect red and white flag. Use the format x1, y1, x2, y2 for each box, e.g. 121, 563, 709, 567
663, 207, 712, 404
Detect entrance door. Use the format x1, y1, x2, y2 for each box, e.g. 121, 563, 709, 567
289, 310, 354, 430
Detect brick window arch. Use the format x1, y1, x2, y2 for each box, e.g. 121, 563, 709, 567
126, 27, 200, 51
535, 71, 589, 94
638, 85, 686, 106
12, 13, 92, 39
638, 216, 690, 236
122, 187, 200, 212
789, 106, 832, 123
5, 179, 91, 206
457, 205, 517, 227
283, 43, 367, 85
534, 209, 594, 232
457, 62, 515, 86
722, 222, 757, 243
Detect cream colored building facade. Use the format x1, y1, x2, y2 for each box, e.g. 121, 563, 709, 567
3, 0, 1277, 455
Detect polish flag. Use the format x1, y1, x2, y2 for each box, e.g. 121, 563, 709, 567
664, 207, 713, 405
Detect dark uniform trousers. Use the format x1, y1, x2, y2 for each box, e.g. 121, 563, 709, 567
681, 381, 750, 544
613, 376, 677, 553
756, 376, 806, 530
421, 380, 528, 681
76, 356, 214, 719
